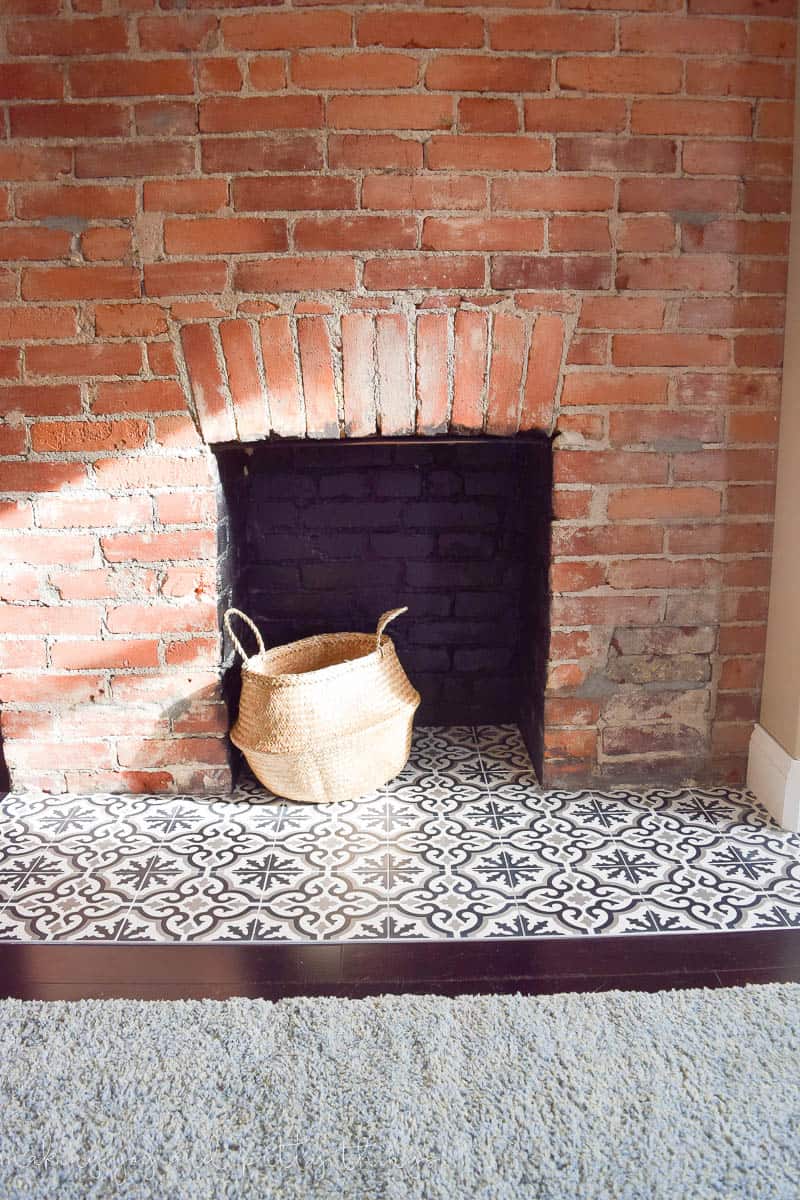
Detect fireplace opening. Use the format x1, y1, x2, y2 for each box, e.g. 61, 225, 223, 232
215, 437, 553, 781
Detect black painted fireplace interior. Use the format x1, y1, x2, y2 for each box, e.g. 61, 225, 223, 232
216, 438, 552, 778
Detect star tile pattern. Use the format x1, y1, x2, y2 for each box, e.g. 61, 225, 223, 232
1, 726, 799, 943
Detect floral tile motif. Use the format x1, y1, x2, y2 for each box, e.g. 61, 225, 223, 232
1, 725, 799, 943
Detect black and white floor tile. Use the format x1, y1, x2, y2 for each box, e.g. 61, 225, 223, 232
1, 725, 799, 943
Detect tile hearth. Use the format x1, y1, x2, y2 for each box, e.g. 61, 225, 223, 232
1, 726, 799, 944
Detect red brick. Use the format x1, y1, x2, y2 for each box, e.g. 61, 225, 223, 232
544, 729, 597, 760
328, 94, 452, 132
552, 594, 663, 629
550, 562, 606, 593
743, 178, 791, 214
524, 97, 626, 133
199, 57, 244, 94
580, 297, 665, 330
428, 54, 549, 93
617, 255, 736, 293
676, 372, 781, 407
684, 139, 792, 177
567, 333, 607, 366
0, 306, 76, 340
217, 319, 267, 443
632, 100, 752, 136
683, 220, 789, 256
101, 530, 215, 564
521, 313, 565, 433
619, 178, 739, 213
557, 137, 676, 174
667, 522, 773, 554
364, 256, 483, 291
550, 216, 611, 252
376, 312, 414, 436
10, 102, 127, 139
7, 17, 127, 55
357, 11, 484, 48
200, 96, 322, 133
492, 257, 612, 291
235, 257, 356, 293
427, 135, 550, 172
553, 490, 592, 520
0, 384, 81, 417
727, 484, 776, 515
608, 486, 721, 520
156, 492, 216, 526
80, 228, 130, 265
0, 146, 71, 182
16, 184, 135, 221
559, 56, 682, 94
138, 14, 217, 52
748, 18, 795, 56
107, 602, 217, 636
613, 334, 729, 367
735, 334, 784, 367
0, 349, 20, 380
295, 216, 416, 251
452, 309, 488, 432
1, 533, 95, 566
148, 343, 178, 377
362, 175, 484, 212
0, 427, 26, 456
144, 261, 228, 297
92, 381, 183, 417
719, 658, 764, 692
552, 524, 663, 556
223, 10, 351, 50
423, 217, 542, 252
21, 266, 138, 301
0, 227, 71, 260
490, 13, 615, 51
0, 62, 63, 99
493, 177, 614, 212
257, 315, 303, 438
202, 136, 323, 175
75, 142, 195, 179
179, 323, 236, 445
328, 134, 422, 171
143, 180, 228, 214
687, 59, 793, 98
459, 99, 519, 133
32, 419, 148, 454
94, 303, 167, 338
341, 312, 376, 438
164, 217, 287, 256
0, 637, 46, 668
51, 639, 160, 670
134, 101, 197, 138
233, 175, 356, 212
618, 217, 677, 253
71, 59, 193, 99
727, 410, 780, 443
561, 373, 669, 407
297, 317, 338, 439
0, 500, 33, 530
415, 313, 449, 436
622, 14, 745, 51
740, 259, 788, 293
679, 296, 785, 330
163, 640, 221, 669
609, 409, 723, 446
555, 449, 667, 485
37, 494, 151, 530
485, 313, 526, 436
291, 51, 418, 90
26, 343, 142, 377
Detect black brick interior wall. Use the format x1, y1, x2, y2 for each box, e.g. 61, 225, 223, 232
217, 439, 552, 766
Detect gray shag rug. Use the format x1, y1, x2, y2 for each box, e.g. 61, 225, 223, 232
1, 985, 798, 1200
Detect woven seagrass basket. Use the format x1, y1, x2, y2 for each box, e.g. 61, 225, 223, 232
223, 607, 420, 804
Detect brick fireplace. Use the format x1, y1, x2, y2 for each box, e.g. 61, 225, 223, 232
0, 1, 791, 795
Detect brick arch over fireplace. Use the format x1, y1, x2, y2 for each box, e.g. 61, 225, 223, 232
176, 302, 571, 445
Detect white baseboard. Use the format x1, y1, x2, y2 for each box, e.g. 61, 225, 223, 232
747, 724, 800, 832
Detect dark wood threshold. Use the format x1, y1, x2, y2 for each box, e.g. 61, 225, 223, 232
1, 931, 799, 1000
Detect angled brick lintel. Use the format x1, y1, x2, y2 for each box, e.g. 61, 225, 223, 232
175, 301, 574, 444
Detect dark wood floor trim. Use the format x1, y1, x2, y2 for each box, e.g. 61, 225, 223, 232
1, 931, 799, 1000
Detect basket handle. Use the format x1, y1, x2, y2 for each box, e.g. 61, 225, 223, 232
223, 608, 266, 662
375, 607, 408, 652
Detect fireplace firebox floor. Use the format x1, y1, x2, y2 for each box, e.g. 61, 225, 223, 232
1, 725, 799, 944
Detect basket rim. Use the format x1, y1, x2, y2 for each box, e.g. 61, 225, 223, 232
239, 630, 397, 686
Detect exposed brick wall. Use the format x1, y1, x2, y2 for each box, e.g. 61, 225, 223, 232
0, 0, 793, 793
